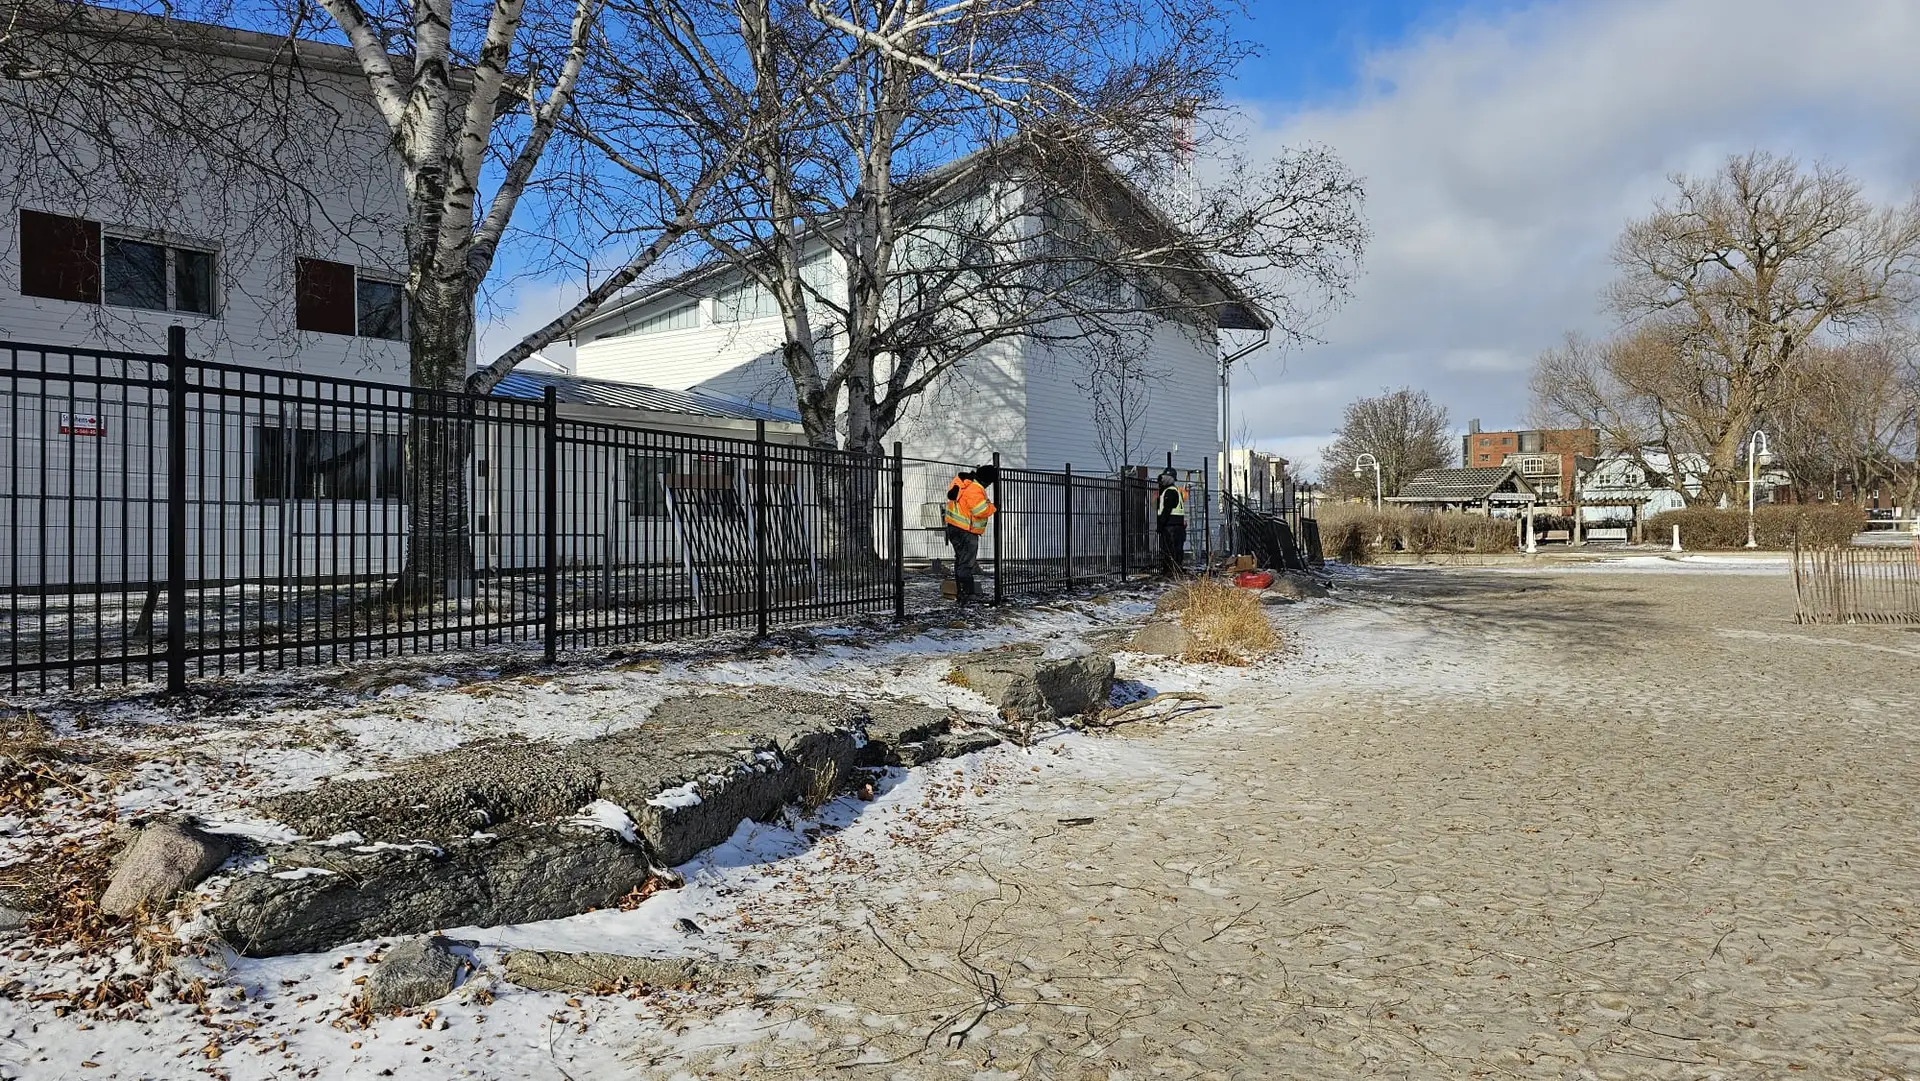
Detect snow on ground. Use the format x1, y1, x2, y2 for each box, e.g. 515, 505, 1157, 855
0, 560, 1808, 1079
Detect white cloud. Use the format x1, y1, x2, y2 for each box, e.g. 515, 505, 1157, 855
1232, 0, 1920, 465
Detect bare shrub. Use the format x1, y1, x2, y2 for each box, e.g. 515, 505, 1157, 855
1316, 504, 1517, 562
1647, 504, 1863, 550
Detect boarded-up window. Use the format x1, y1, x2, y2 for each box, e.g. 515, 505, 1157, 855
295, 258, 356, 335
19, 210, 101, 303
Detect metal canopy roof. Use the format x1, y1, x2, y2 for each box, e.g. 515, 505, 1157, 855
491, 369, 801, 424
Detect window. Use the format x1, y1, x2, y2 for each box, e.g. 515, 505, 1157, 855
254, 426, 404, 501
19, 210, 101, 303
175, 248, 215, 315
20, 210, 215, 313
296, 257, 404, 339
713, 280, 779, 322
104, 238, 167, 310
356, 278, 405, 340
610, 302, 699, 338
625, 454, 671, 517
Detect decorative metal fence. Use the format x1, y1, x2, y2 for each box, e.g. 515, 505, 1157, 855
1792, 543, 1920, 625
1, 333, 1214, 694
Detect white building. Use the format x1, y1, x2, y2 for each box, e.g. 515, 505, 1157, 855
569, 149, 1268, 478
1, 9, 413, 380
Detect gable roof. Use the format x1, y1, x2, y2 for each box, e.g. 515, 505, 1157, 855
1390, 466, 1536, 503
574, 139, 1269, 337
490, 369, 800, 424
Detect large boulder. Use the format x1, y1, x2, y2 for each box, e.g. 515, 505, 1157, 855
100, 819, 234, 917
365, 935, 470, 1012
951, 647, 1115, 722
503, 950, 763, 993
1127, 622, 1193, 658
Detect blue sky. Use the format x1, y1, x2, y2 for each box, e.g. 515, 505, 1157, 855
1204, 0, 1920, 479
1230, 0, 1521, 105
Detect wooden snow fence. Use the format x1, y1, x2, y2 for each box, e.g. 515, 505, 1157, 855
1792, 543, 1920, 625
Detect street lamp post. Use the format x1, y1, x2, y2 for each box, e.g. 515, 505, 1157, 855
1745, 430, 1773, 549
1354, 453, 1382, 509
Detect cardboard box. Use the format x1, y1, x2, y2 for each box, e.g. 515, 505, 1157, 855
1232, 554, 1257, 572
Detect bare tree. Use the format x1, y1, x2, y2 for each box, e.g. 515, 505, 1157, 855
1318, 387, 1451, 500
597, 0, 1367, 456
1084, 330, 1170, 472
1598, 151, 1920, 505
1766, 335, 1920, 505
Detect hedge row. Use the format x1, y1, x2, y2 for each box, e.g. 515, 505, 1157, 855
1317, 505, 1518, 563
1644, 504, 1863, 550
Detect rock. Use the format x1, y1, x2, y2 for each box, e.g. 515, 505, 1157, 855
502, 950, 764, 993
1032, 653, 1117, 719
1127, 622, 1193, 657
211, 821, 662, 958
1261, 572, 1330, 603
0, 906, 31, 933
859, 702, 956, 767
365, 935, 469, 1012
951, 646, 1115, 722
100, 819, 234, 917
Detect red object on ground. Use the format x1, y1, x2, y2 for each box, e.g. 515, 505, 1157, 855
1233, 570, 1274, 590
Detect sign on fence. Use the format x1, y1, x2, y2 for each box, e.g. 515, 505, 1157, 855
59, 411, 104, 436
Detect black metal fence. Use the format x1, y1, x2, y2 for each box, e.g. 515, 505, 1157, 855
1, 334, 1219, 695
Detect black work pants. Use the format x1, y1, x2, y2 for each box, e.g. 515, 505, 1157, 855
1158, 519, 1187, 577
945, 525, 982, 599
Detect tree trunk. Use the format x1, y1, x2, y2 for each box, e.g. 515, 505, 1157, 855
399, 276, 477, 601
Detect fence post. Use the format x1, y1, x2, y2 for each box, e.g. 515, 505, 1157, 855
164, 326, 188, 696
542, 386, 559, 663
992, 451, 1005, 607
1200, 459, 1212, 574
1117, 469, 1129, 585
1062, 463, 1073, 592
891, 442, 905, 621
754, 420, 769, 638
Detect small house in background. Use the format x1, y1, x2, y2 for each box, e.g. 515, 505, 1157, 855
1389, 466, 1538, 515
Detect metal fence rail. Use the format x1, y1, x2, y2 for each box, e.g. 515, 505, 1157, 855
1, 335, 1222, 694
1793, 543, 1920, 624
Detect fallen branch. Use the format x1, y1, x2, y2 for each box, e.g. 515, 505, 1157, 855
1081, 692, 1220, 730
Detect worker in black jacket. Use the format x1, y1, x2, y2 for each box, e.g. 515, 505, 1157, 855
1156, 470, 1188, 577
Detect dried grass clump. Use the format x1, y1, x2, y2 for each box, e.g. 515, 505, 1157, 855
1646, 504, 1863, 550
1161, 577, 1278, 664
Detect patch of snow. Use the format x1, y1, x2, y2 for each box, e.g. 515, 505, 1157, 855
270, 867, 337, 881
198, 818, 302, 845
647, 783, 704, 810
570, 799, 641, 843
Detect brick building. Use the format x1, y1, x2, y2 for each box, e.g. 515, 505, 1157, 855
1461, 423, 1598, 507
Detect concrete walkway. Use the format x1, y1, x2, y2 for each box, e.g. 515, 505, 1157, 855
673, 567, 1920, 1079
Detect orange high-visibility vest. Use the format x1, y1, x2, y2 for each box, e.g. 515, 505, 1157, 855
943, 477, 996, 534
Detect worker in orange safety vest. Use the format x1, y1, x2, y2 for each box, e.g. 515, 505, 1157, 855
943, 463, 999, 603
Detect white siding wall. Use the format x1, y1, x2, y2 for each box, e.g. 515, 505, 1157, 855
575, 315, 795, 411
0, 56, 409, 383
1023, 319, 1220, 477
